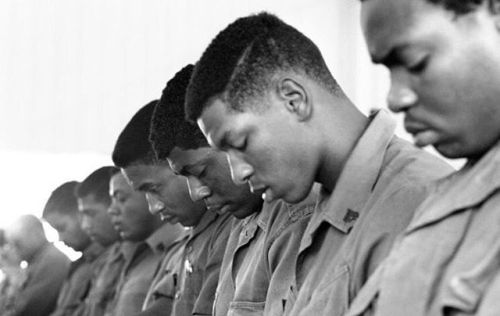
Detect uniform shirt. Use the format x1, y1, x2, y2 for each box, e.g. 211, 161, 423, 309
214, 193, 316, 316
475, 267, 500, 316
347, 140, 500, 316
284, 110, 454, 316
10, 242, 71, 316
81, 242, 125, 316
50, 242, 105, 316
171, 210, 233, 316
141, 231, 188, 313
108, 223, 184, 316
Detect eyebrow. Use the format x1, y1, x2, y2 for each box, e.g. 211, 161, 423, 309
110, 189, 124, 198
372, 43, 410, 67
79, 208, 94, 215
216, 131, 232, 151
137, 182, 156, 192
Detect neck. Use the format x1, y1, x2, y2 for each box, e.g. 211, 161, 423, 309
315, 96, 368, 193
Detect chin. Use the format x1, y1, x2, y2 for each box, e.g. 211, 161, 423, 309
434, 142, 471, 160
281, 189, 308, 204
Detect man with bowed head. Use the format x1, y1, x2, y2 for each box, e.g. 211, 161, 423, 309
185, 12, 453, 315
150, 64, 316, 316
112, 91, 232, 315
347, 0, 500, 315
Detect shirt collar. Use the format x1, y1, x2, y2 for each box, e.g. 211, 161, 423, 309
255, 201, 277, 232
406, 140, 500, 232
28, 241, 50, 264
120, 240, 143, 263
81, 242, 105, 262
317, 109, 396, 234
146, 223, 187, 254
189, 210, 219, 239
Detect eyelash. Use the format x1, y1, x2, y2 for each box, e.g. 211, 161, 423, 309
198, 168, 207, 178
233, 138, 247, 151
407, 56, 428, 74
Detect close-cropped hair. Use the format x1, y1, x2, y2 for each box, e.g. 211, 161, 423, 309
185, 12, 340, 122
150, 64, 209, 161
75, 166, 119, 205
43, 181, 80, 218
427, 0, 484, 14
112, 100, 158, 168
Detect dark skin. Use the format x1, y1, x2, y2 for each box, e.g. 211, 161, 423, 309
168, 146, 263, 219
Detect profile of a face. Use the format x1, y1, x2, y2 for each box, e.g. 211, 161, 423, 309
362, 0, 500, 159
198, 96, 318, 204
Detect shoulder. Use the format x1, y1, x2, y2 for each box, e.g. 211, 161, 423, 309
384, 137, 454, 186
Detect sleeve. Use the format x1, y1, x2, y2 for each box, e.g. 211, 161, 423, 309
192, 216, 233, 316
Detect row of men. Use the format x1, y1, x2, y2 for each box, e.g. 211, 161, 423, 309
4, 0, 500, 315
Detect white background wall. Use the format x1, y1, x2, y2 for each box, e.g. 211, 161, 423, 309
1, 1, 455, 249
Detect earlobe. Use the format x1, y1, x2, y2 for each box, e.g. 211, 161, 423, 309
490, 0, 500, 32
277, 78, 312, 121
490, 0, 500, 14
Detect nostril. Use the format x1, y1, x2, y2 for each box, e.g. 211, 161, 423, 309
388, 86, 418, 113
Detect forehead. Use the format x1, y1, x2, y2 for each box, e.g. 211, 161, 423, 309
110, 172, 131, 193
197, 98, 236, 147
168, 147, 212, 172
77, 195, 107, 212
45, 213, 73, 226
361, 0, 437, 60
123, 164, 164, 186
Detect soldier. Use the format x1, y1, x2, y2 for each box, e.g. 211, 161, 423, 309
185, 12, 453, 315
347, 0, 500, 315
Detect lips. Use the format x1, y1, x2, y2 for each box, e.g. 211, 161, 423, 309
112, 221, 123, 232
248, 181, 266, 194
159, 212, 179, 224
404, 117, 440, 148
205, 203, 223, 212
261, 187, 277, 203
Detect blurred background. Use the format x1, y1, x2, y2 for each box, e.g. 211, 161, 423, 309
0, 1, 459, 255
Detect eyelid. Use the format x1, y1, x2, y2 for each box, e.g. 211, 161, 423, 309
407, 55, 428, 73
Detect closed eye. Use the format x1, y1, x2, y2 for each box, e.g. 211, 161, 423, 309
407, 56, 428, 74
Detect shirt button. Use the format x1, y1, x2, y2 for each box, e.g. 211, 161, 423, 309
175, 293, 181, 300
186, 246, 193, 253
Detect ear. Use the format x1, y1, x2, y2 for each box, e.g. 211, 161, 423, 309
487, 0, 500, 31
276, 77, 312, 121
490, 0, 500, 14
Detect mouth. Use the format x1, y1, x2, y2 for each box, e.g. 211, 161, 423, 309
248, 180, 266, 194
87, 233, 100, 242
205, 202, 232, 215
112, 222, 123, 233
404, 119, 440, 148
159, 212, 179, 224
261, 187, 277, 203
248, 182, 275, 202
205, 202, 223, 213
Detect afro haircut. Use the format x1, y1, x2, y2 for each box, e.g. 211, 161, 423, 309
150, 64, 209, 161
112, 100, 158, 168
75, 166, 119, 205
43, 181, 80, 218
185, 12, 339, 122
428, 0, 483, 14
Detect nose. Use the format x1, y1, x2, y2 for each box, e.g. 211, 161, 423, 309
387, 71, 418, 113
186, 176, 211, 202
107, 202, 120, 216
80, 216, 92, 234
145, 193, 165, 215
226, 151, 254, 185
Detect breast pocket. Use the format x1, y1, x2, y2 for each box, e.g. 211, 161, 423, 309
228, 301, 265, 316
312, 264, 351, 315
182, 268, 204, 305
